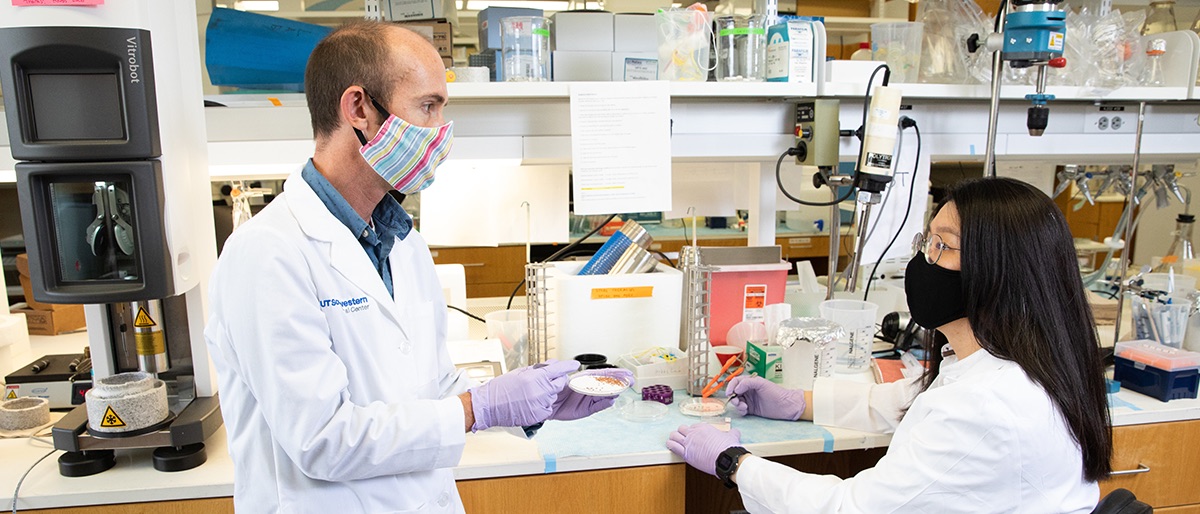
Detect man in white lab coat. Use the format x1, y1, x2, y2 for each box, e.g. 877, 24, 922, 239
205, 23, 620, 512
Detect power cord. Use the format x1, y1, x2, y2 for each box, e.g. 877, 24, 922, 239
505, 213, 619, 309
12, 449, 57, 514
446, 305, 486, 323
864, 117, 921, 302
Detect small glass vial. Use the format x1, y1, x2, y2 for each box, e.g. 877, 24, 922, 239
1142, 39, 1167, 86
1143, 0, 1178, 35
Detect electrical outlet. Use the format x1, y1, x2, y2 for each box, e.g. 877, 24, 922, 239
1084, 104, 1135, 134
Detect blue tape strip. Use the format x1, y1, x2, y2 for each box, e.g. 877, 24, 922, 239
820, 427, 835, 453
969, 144, 976, 155
543, 453, 557, 473
1108, 394, 1142, 411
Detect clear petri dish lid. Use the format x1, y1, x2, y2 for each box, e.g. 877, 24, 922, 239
619, 399, 669, 422
679, 397, 728, 417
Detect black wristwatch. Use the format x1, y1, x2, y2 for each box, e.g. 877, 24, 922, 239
715, 446, 752, 489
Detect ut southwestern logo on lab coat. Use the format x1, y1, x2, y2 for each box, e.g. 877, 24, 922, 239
319, 296, 371, 313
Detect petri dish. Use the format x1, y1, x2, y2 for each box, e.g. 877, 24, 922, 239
679, 397, 728, 417
619, 400, 669, 422
568, 374, 632, 397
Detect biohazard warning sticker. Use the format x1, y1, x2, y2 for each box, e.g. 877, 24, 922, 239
100, 406, 127, 428
134, 308, 156, 328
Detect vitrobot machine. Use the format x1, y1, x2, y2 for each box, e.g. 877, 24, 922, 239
0, 1, 221, 476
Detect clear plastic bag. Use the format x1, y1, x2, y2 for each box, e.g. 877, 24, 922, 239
916, 0, 991, 84
1085, 9, 1136, 94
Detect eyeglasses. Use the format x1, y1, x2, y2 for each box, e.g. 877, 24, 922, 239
912, 232, 960, 265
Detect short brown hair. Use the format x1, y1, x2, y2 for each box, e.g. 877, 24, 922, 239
304, 22, 404, 139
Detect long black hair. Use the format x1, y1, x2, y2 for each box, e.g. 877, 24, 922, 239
917, 177, 1112, 482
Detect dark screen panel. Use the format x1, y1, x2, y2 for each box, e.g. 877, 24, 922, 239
28, 73, 126, 141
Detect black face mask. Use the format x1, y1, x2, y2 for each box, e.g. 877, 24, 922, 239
904, 253, 967, 329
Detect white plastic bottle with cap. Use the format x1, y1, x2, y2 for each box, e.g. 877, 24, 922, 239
850, 42, 872, 60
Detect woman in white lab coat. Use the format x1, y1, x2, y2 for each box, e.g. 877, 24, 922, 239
667, 177, 1113, 513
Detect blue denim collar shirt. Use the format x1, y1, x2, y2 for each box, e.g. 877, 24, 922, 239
301, 160, 412, 298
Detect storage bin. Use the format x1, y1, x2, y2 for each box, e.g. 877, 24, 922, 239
546, 261, 683, 364
1114, 356, 1199, 402
616, 349, 688, 390
708, 261, 791, 345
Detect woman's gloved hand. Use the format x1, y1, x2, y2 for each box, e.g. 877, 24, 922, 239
726, 375, 806, 421
468, 359, 578, 432
549, 368, 635, 421
666, 423, 742, 476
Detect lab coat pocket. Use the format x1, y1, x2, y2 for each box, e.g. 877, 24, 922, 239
401, 301, 440, 399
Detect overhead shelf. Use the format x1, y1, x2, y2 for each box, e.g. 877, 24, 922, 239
823, 82, 1193, 102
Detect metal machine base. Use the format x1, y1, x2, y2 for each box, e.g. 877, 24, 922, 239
51, 394, 222, 476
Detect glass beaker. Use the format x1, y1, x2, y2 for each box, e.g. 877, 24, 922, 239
871, 22, 924, 83
656, 8, 712, 82
715, 14, 767, 82
1143, 0, 1178, 35
501, 16, 551, 82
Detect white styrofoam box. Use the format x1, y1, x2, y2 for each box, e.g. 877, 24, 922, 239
383, 0, 444, 22
546, 261, 683, 364
552, 51, 614, 81
552, 11, 616, 51
616, 350, 689, 390
826, 59, 889, 84
614, 13, 657, 53
611, 52, 658, 81
0, 313, 31, 376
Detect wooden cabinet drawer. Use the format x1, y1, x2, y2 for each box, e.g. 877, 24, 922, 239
1100, 419, 1200, 508
1158, 505, 1200, 513
431, 246, 526, 297
776, 235, 853, 259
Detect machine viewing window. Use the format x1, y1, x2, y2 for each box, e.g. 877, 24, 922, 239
27, 73, 126, 142
48, 179, 141, 283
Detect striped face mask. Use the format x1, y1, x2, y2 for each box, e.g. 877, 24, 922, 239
355, 94, 453, 194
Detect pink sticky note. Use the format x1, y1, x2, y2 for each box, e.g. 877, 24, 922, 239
13, 0, 105, 5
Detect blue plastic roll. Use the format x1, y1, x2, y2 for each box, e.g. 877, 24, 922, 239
205, 8, 332, 92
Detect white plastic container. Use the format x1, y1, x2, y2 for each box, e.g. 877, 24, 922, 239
850, 42, 872, 60
547, 261, 683, 363
819, 299, 878, 372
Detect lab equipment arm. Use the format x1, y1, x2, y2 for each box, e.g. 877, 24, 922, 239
811, 375, 922, 434
736, 393, 1017, 513
207, 228, 466, 482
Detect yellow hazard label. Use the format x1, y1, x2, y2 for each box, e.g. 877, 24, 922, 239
5, 390, 16, 400
134, 307, 157, 328
591, 286, 654, 300
100, 406, 127, 428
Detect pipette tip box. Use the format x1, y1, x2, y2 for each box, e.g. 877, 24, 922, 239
1114, 340, 1200, 402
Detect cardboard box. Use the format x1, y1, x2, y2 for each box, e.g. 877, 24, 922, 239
394, 19, 453, 65
15, 254, 72, 312
477, 7, 544, 51
611, 52, 658, 81
11, 306, 85, 336
382, 0, 444, 22
766, 21, 817, 83
552, 11, 615, 52
552, 51, 613, 81
613, 13, 657, 53
747, 341, 784, 383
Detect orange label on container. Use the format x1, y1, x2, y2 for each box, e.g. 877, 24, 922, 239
743, 285, 767, 322
591, 286, 654, 300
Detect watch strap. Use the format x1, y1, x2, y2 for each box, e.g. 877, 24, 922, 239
716, 446, 752, 489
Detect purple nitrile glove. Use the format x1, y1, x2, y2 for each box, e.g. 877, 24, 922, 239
549, 368, 635, 421
469, 359, 578, 432
727, 375, 806, 421
666, 423, 742, 476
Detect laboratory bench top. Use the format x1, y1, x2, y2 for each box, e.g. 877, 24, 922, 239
4, 332, 1200, 511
